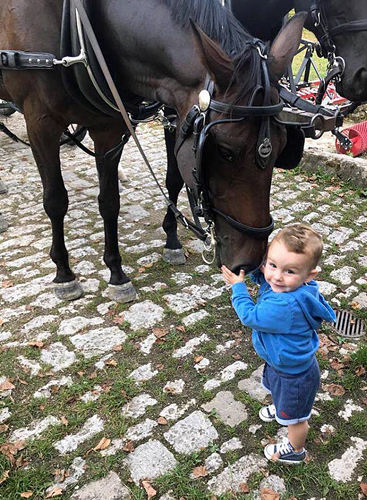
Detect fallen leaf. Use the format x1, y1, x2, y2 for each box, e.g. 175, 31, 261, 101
239, 482, 249, 493
45, 487, 63, 498
361, 482, 367, 496
16, 376, 28, 385
106, 359, 117, 367
176, 325, 186, 333
20, 492, 33, 498
157, 417, 168, 425
89, 372, 97, 379
141, 479, 157, 500
329, 358, 344, 371
152, 328, 169, 339
194, 356, 204, 363
0, 379, 15, 391
93, 437, 111, 451
77, 371, 85, 377
156, 364, 164, 371
0, 470, 9, 485
355, 366, 366, 377
27, 341, 44, 348
113, 314, 125, 325
61, 416, 68, 426
113, 344, 122, 352
0, 424, 8, 433
322, 383, 345, 396
350, 301, 361, 310
0, 441, 26, 463
0, 319, 3, 327
123, 440, 134, 453
1, 280, 13, 288
260, 488, 280, 500
192, 465, 208, 478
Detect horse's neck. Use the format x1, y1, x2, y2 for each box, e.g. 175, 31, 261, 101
96, 0, 206, 111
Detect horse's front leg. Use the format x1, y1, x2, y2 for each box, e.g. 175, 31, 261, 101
26, 112, 83, 300
88, 125, 137, 303
162, 114, 186, 265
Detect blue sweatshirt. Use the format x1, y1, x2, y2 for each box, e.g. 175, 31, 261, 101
231, 271, 336, 374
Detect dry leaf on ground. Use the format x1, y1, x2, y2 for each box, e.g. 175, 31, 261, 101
239, 482, 249, 493
322, 383, 345, 396
194, 356, 204, 363
61, 416, 68, 426
45, 487, 63, 498
0, 470, 9, 485
93, 437, 111, 451
157, 417, 168, 425
123, 440, 134, 453
0, 379, 15, 391
27, 341, 44, 348
20, 492, 33, 498
192, 466, 208, 478
141, 479, 157, 499
260, 488, 280, 500
152, 328, 169, 339
361, 482, 367, 497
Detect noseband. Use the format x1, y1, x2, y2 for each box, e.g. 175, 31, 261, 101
310, 0, 367, 95
174, 40, 283, 240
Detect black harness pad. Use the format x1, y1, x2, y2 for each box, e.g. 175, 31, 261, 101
274, 125, 305, 169
60, 0, 142, 118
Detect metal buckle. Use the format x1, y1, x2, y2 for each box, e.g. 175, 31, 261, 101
258, 137, 272, 158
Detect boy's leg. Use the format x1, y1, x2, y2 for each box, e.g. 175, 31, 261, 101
288, 421, 309, 452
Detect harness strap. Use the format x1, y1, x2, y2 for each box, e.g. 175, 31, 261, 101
0, 50, 55, 70
208, 100, 283, 117
330, 20, 367, 37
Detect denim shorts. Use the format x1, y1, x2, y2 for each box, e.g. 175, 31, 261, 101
261, 356, 320, 425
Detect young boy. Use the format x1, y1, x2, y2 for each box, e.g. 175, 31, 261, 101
221, 224, 336, 464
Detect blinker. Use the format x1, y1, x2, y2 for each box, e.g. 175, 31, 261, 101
199, 90, 211, 111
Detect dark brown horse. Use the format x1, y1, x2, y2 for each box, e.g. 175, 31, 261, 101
0, 0, 305, 302
227, 0, 367, 101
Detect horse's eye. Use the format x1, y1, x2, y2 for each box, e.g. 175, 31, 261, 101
217, 145, 236, 163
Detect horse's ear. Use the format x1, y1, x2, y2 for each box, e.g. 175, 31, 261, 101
190, 20, 233, 91
268, 12, 307, 79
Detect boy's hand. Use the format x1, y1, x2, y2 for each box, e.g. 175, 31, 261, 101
221, 265, 245, 285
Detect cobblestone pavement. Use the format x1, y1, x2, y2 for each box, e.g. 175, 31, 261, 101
0, 113, 366, 500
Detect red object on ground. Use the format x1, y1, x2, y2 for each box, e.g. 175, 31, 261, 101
335, 121, 367, 157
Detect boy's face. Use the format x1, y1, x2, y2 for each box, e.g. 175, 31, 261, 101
261, 240, 318, 293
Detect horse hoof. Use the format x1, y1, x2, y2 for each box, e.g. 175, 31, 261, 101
162, 248, 186, 265
54, 279, 84, 301
108, 282, 137, 302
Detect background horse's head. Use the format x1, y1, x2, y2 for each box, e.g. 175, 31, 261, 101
176, 13, 306, 274
296, 0, 367, 101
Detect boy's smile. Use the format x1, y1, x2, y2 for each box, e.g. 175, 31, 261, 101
261, 240, 317, 293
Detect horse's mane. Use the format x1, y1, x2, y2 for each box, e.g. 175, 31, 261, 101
158, 0, 264, 103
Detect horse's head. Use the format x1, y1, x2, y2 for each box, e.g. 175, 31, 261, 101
302, 0, 367, 101
175, 13, 306, 274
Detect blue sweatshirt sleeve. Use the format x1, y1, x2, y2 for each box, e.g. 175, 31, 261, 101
248, 269, 265, 285
231, 282, 293, 334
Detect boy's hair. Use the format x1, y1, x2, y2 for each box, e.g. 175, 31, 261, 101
271, 224, 323, 270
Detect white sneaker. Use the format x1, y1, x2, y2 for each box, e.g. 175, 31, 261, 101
259, 404, 276, 422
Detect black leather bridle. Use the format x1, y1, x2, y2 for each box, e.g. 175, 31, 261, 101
310, 0, 367, 102
174, 40, 283, 240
